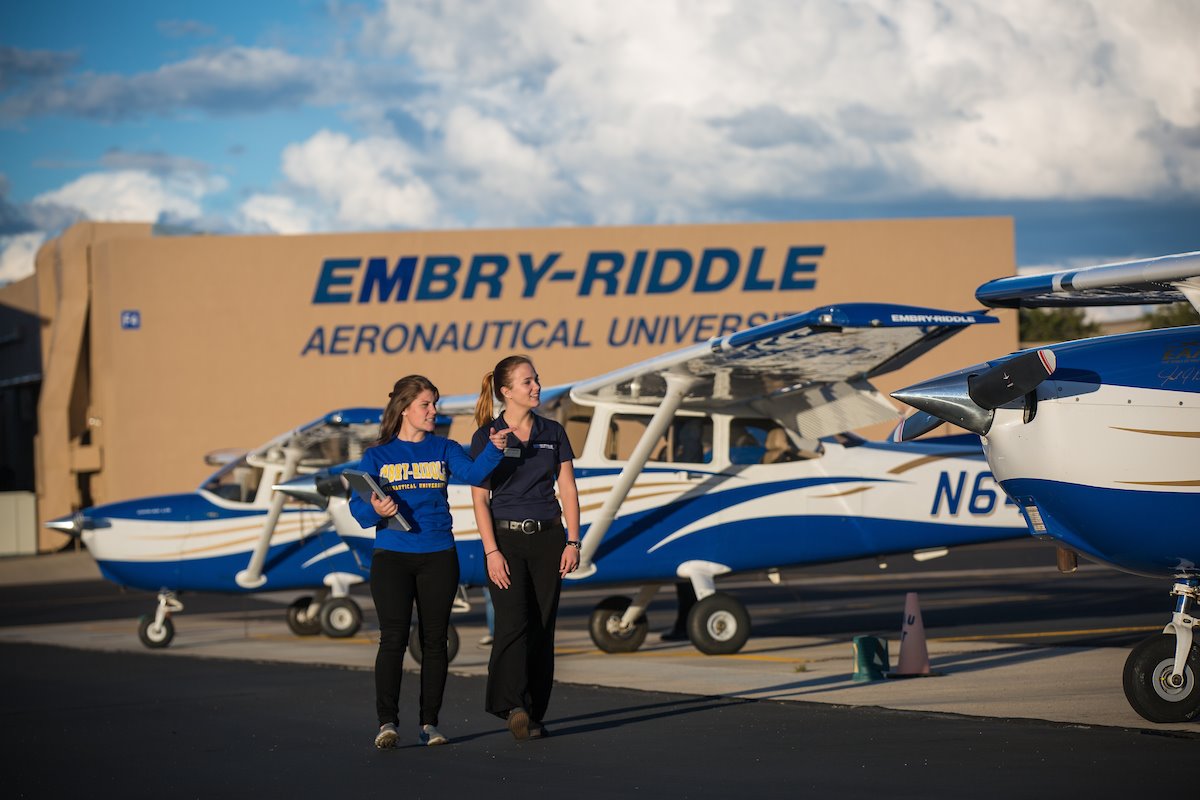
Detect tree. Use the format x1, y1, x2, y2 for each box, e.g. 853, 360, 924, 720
1018, 307, 1100, 343
1142, 302, 1200, 329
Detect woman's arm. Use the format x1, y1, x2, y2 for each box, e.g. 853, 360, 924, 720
347, 452, 385, 529
473, 485, 510, 590
558, 460, 581, 577
445, 431, 509, 486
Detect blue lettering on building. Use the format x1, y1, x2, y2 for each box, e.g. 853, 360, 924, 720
311, 245, 823, 303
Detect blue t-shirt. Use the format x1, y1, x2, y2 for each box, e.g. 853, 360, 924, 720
349, 435, 503, 553
469, 413, 574, 521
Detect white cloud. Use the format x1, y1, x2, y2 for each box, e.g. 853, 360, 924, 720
0, 232, 45, 285
359, 0, 1200, 216
33, 170, 228, 223
238, 130, 439, 233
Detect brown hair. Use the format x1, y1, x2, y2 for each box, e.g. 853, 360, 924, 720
473, 355, 533, 430
376, 374, 440, 446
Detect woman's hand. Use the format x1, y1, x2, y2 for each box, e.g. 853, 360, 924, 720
560, 542, 580, 577
489, 426, 515, 450
487, 549, 511, 589
369, 493, 397, 518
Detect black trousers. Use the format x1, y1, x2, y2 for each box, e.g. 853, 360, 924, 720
485, 520, 565, 721
370, 547, 460, 727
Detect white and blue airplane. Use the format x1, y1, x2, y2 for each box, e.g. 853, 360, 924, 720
311, 302, 1030, 656
47, 409, 389, 647
891, 252, 1200, 723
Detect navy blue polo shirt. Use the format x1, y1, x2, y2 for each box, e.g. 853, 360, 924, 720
469, 413, 574, 521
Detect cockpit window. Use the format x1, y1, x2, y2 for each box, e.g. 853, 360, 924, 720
604, 413, 712, 464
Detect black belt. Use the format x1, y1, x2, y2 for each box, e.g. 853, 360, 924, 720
495, 518, 561, 534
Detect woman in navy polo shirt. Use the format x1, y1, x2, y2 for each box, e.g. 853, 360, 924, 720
350, 374, 511, 750
470, 355, 581, 740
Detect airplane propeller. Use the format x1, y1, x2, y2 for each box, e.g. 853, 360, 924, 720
44, 510, 98, 538
892, 349, 1056, 438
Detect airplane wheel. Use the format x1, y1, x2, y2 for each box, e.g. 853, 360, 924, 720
137, 614, 175, 649
1122, 633, 1200, 723
588, 596, 648, 653
687, 592, 751, 655
286, 596, 322, 636
408, 623, 460, 664
319, 597, 362, 638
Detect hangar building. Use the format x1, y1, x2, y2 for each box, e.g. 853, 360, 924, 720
0, 217, 1017, 553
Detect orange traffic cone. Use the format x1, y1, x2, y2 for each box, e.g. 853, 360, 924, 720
889, 592, 939, 678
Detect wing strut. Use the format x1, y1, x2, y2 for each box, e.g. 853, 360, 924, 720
235, 446, 304, 589
572, 373, 697, 579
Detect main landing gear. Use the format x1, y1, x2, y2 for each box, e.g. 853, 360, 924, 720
588, 570, 752, 656
285, 591, 363, 639
1123, 578, 1200, 723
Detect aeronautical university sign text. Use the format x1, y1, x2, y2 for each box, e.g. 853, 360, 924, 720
301, 245, 822, 356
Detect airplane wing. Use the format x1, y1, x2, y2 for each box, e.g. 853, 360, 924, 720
568, 303, 996, 440
975, 251, 1200, 311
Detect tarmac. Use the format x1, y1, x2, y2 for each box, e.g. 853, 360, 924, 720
2, 550, 1195, 735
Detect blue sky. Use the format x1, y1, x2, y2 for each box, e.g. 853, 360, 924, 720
2, 0, 1198, 284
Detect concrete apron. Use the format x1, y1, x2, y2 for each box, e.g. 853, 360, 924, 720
0, 606, 1193, 735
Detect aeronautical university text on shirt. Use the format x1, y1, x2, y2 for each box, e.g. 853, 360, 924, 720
300, 245, 822, 356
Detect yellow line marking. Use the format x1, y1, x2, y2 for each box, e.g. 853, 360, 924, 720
1111, 427, 1200, 438
933, 624, 1160, 642
553, 646, 810, 664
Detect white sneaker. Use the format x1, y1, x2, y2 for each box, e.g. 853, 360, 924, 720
375, 723, 398, 749
478, 634, 494, 646
420, 723, 449, 746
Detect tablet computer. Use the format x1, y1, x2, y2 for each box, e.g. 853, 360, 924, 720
342, 469, 412, 531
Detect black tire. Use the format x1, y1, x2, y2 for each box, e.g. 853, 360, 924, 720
408, 622, 461, 664
1122, 632, 1200, 723
137, 614, 175, 649
319, 597, 362, 638
286, 596, 322, 636
588, 595, 648, 653
687, 592, 751, 655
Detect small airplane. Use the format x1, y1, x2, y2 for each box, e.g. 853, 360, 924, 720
891, 251, 1200, 723
309, 302, 1031, 656
46, 409, 389, 648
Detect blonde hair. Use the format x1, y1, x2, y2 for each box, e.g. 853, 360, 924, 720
473, 355, 532, 430
376, 375, 439, 446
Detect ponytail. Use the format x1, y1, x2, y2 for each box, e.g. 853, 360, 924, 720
473, 372, 495, 431
475, 354, 534, 431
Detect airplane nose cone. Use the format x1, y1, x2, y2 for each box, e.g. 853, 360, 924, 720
45, 510, 94, 538
272, 473, 334, 508
892, 367, 996, 437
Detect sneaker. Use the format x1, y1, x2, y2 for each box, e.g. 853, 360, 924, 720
478, 634, 494, 646
507, 707, 530, 741
374, 723, 398, 749
528, 721, 547, 739
419, 723, 449, 746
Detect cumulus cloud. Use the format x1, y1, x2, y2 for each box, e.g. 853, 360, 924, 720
238, 130, 438, 233
0, 232, 45, 285
358, 0, 1200, 220
33, 170, 228, 223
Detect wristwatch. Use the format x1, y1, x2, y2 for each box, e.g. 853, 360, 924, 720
565, 541, 581, 550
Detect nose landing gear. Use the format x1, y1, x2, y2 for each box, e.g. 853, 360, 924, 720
1123, 579, 1200, 723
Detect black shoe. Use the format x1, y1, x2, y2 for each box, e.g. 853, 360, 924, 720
528, 722, 547, 739
660, 628, 688, 642
507, 707, 530, 741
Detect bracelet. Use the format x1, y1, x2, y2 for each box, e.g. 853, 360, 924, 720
485, 549, 500, 557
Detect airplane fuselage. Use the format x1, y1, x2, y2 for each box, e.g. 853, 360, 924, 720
983, 326, 1200, 579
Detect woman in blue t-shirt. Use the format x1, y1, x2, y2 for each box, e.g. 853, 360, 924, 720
469, 355, 581, 741
350, 374, 511, 750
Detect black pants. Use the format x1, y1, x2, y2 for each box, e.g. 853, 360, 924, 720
486, 521, 565, 721
370, 547, 460, 727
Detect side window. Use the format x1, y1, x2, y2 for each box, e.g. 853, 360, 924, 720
605, 414, 712, 464
729, 418, 773, 465
565, 408, 594, 459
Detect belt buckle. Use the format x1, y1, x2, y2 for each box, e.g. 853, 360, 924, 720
520, 519, 538, 534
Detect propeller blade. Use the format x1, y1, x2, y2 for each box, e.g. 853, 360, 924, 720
967, 349, 1056, 411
